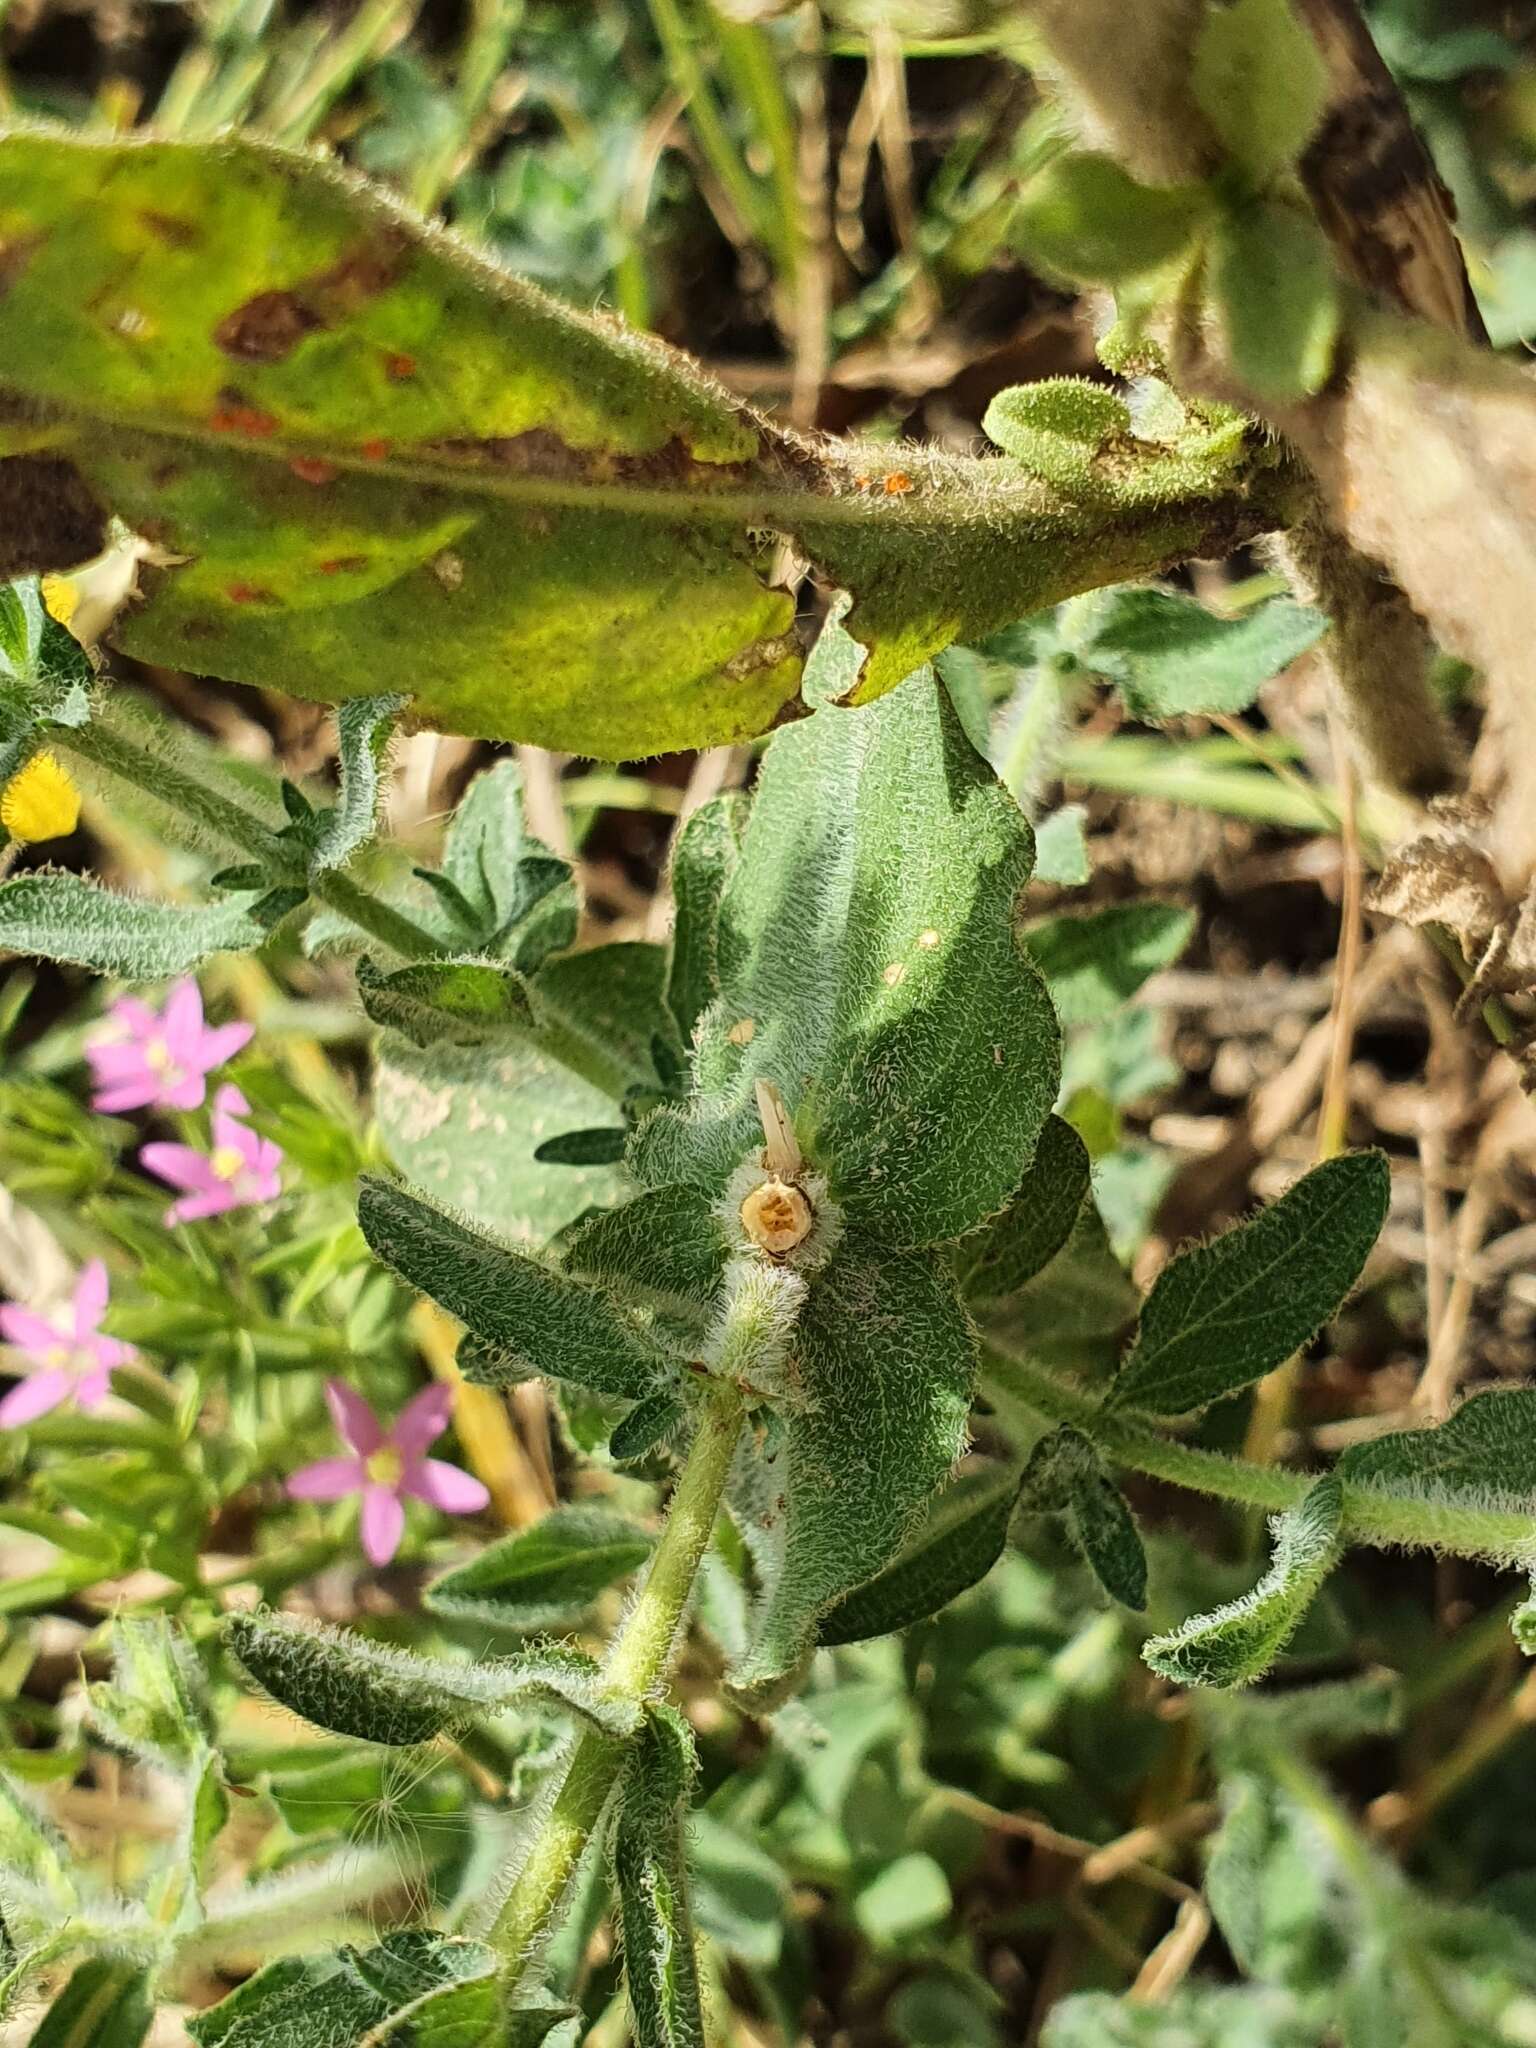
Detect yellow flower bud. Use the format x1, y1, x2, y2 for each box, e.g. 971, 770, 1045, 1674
39, 577, 79, 628
1, 753, 82, 844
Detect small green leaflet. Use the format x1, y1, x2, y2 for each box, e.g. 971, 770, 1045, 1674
1025, 901, 1195, 1028
26, 1959, 153, 2048
1191, 0, 1331, 186
1014, 153, 1212, 285
1339, 1386, 1536, 1534
1071, 586, 1329, 721
0, 874, 270, 976
955, 1115, 1090, 1307
1109, 1152, 1389, 1417
983, 380, 1135, 495
563, 1185, 727, 1323
1018, 1427, 1147, 1609
424, 1505, 652, 1635
816, 1467, 1018, 1646
187, 1932, 502, 2048
1212, 201, 1342, 405
1142, 1476, 1343, 1686
356, 1175, 673, 1403
356, 959, 532, 1049
664, 791, 749, 1046
613, 1707, 706, 2048
310, 693, 405, 874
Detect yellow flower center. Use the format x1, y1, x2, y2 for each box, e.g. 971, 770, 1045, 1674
146, 1040, 172, 1073
211, 1144, 246, 1182
366, 1446, 404, 1488
45, 1344, 71, 1369
1, 753, 82, 846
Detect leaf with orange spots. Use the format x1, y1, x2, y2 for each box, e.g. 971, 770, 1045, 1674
0, 133, 1288, 756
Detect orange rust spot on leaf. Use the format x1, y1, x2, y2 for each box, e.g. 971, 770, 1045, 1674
360, 438, 391, 461
384, 352, 417, 381
318, 555, 369, 576
226, 581, 277, 605
882, 472, 914, 495
289, 456, 340, 486
210, 399, 280, 438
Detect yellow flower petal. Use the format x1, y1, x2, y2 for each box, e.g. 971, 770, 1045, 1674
39, 577, 79, 628
1, 753, 82, 844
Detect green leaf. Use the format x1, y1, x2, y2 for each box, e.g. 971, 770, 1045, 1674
357, 1175, 673, 1403
1142, 1476, 1343, 1686
434, 761, 577, 972
1072, 587, 1329, 721
1025, 901, 1195, 1027
563, 1186, 727, 1321
732, 1234, 976, 1688
26, 1960, 153, 2048
357, 958, 533, 1049
853, 1853, 951, 1947
1015, 153, 1211, 284
0, 136, 1277, 753
1019, 1426, 1148, 1608
1204, 1770, 1296, 1975
688, 1811, 789, 1968
187, 1933, 501, 2048
0, 873, 268, 975
665, 792, 749, 1046
983, 380, 1132, 494
226, 1610, 640, 1744
1109, 1152, 1389, 1417
1211, 201, 1342, 404
533, 1128, 628, 1166
633, 661, 1060, 1249
84, 1617, 214, 1778
955, 1115, 1090, 1306
1339, 1387, 1536, 1525
425, 1506, 652, 1635
613, 1706, 706, 2048
610, 1394, 686, 1463
0, 577, 92, 739
816, 1466, 1017, 1646
1192, 0, 1330, 185
373, 938, 673, 1246
311, 692, 405, 873
1032, 804, 1090, 886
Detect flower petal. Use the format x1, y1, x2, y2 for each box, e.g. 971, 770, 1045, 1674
404, 1458, 490, 1516
287, 1456, 364, 1502
91, 1077, 158, 1115
391, 1382, 454, 1453
87, 1042, 153, 1080
212, 1083, 251, 1119
75, 1366, 114, 1410
140, 1141, 219, 1195
325, 1379, 383, 1456
163, 1071, 210, 1111
360, 1485, 406, 1567
0, 1369, 75, 1427
0, 1305, 64, 1357
161, 978, 205, 1056
166, 1188, 238, 1225
72, 1261, 109, 1331
200, 1020, 254, 1070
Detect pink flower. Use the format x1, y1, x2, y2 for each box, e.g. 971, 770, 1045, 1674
0, 1261, 136, 1427
87, 978, 253, 1114
140, 1085, 283, 1225
287, 1379, 490, 1566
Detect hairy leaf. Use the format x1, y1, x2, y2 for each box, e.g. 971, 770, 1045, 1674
357, 1175, 672, 1402
1191, 0, 1330, 184
0, 873, 268, 975
0, 136, 1282, 754
1014, 153, 1211, 284
609, 1394, 686, 1463
1073, 587, 1328, 721
425, 1506, 652, 1635
188, 1933, 501, 2048
613, 1707, 706, 2048
665, 792, 750, 1046
633, 659, 1060, 1247
356, 958, 533, 1049
1109, 1153, 1389, 1417
732, 1233, 975, 1688
563, 1186, 727, 1320
1142, 1476, 1343, 1686
816, 1466, 1017, 1646
1019, 1426, 1148, 1609
1211, 202, 1342, 405
311, 693, 404, 873
955, 1115, 1090, 1306
1025, 902, 1194, 1029
1339, 1387, 1536, 1519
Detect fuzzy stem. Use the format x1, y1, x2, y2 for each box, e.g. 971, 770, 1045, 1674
489, 1378, 744, 1981
57, 713, 445, 961
986, 1349, 1536, 1565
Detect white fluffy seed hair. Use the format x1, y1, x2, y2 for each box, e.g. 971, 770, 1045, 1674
715, 1158, 844, 1273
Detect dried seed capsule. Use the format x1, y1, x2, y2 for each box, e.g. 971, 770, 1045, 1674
740, 1176, 814, 1257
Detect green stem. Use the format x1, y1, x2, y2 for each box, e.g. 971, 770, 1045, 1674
489, 1379, 744, 1981
986, 1349, 1536, 1566
647, 0, 776, 258
57, 714, 444, 961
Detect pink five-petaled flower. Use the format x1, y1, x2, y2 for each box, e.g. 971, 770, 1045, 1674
140, 1085, 283, 1226
87, 978, 253, 1114
0, 1261, 136, 1427
287, 1379, 490, 1567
